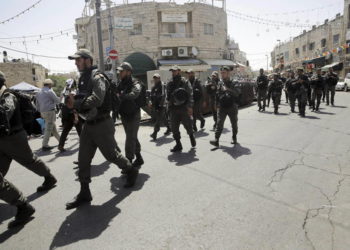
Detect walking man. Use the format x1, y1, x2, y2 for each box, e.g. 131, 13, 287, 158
186, 69, 205, 131
150, 73, 170, 140
66, 49, 138, 210
256, 68, 269, 112
167, 66, 196, 152
210, 66, 241, 147
325, 67, 339, 106
36, 79, 61, 151
205, 71, 219, 129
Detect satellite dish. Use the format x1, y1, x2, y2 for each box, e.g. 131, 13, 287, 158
192, 47, 199, 56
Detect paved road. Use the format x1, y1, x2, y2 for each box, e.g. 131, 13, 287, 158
1, 92, 350, 250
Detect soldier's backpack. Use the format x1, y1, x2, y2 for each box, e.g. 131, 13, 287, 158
4, 90, 35, 125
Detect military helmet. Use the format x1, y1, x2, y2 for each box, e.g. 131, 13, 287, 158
173, 88, 189, 106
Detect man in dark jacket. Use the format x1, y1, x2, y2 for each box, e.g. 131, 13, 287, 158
256, 68, 269, 112
116, 62, 144, 166
268, 74, 283, 114
205, 71, 219, 129
186, 69, 205, 131
0, 71, 56, 227
325, 67, 339, 106
167, 66, 196, 152
285, 70, 298, 113
66, 49, 138, 210
210, 66, 241, 147
310, 68, 325, 112
150, 73, 170, 140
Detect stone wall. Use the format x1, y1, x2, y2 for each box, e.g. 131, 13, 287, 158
75, 2, 228, 64
0, 62, 48, 88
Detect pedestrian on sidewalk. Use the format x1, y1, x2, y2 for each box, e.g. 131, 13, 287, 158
35, 79, 61, 151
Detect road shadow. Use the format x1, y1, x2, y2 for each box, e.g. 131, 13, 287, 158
221, 128, 230, 134
275, 112, 289, 116
154, 136, 173, 146
303, 115, 320, 120
332, 105, 347, 108
49, 173, 149, 250
168, 148, 199, 166
195, 130, 210, 138
91, 161, 110, 178
260, 111, 274, 114
220, 143, 252, 160
26, 191, 49, 203
316, 111, 335, 115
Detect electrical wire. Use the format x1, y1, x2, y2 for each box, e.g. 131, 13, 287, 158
1, 0, 43, 25
0, 45, 67, 59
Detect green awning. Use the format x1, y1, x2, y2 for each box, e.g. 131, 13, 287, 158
123, 52, 157, 76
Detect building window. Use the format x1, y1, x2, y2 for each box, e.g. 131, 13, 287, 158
204, 23, 214, 35
129, 24, 142, 36
321, 38, 327, 47
302, 45, 306, 52
284, 51, 289, 61
333, 34, 340, 45
295, 48, 299, 55
309, 42, 315, 51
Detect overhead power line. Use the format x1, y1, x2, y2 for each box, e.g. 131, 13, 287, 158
1, 0, 43, 25
0, 28, 74, 40
0, 45, 67, 59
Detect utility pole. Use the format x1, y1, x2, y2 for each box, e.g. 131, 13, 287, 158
95, 0, 105, 72
106, 0, 117, 81
265, 54, 269, 72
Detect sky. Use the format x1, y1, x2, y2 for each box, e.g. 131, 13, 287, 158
0, 0, 345, 73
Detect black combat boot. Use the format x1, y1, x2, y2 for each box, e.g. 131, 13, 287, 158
164, 127, 171, 135
190, 134, 196, 147
8, 202, 35, 229
66, 183, 92, 210
274, 108, 278, 114
171, 140, 183, 152
121, 158, 133, 174
134, 153, 144, 167
150, 132, 157, 141
231, 135, 238, 145
124, 164, 139, 188
210, 138, 219, 147
37, 174, 57, 192
200, 119, 205, 129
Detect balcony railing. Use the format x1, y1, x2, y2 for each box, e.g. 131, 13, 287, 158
159, 33, 193, 38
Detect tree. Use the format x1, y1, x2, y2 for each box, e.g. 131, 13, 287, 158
49, 74, 67, 96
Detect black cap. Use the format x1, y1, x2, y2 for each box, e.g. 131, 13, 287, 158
117, 62, 133, 72
68, 49, 93, 60
220, 66, 232, 72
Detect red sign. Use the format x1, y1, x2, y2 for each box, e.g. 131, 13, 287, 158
109, 49, 118, 60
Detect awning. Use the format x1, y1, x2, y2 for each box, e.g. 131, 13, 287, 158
158, 59, 202, 66
236, 62, 246, 68
303, 56, 326, 67
158, 59, 210, 72
322, 62, 343, 71
10, 82, 40, 92
201, 59, 237, 67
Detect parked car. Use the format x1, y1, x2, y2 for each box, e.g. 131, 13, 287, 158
335, 78, 347, 91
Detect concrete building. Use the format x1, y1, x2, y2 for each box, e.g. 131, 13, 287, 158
271, 0, 350, 77
0, 61, 48, 88
74, 0, 251, 83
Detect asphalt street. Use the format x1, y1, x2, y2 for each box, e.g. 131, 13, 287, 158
1, 92, 350, 250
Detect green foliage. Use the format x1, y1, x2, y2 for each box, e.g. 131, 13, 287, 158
49, 75, 67, 95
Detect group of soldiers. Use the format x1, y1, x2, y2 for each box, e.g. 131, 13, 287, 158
149, 65, 241, 150
0, 48, 242, 229
256, 67, 339, 116
5, 47, 338, 229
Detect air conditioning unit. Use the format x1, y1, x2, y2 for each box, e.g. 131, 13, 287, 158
162, 49, 173, 57
178, 47, 188, 57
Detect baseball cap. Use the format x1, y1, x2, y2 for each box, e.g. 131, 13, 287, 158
153, 73, 161, 78
221, 66, 232, 71
211, 71, 219, 77
117, 62, 133, 72
169, 65, 181, 71
43, 79, 54, 85
68, 49, 93, 60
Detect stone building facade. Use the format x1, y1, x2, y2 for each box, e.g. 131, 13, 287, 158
271, 0, 350, 77
74, 1, 235, 76
0, 62, 48, 88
